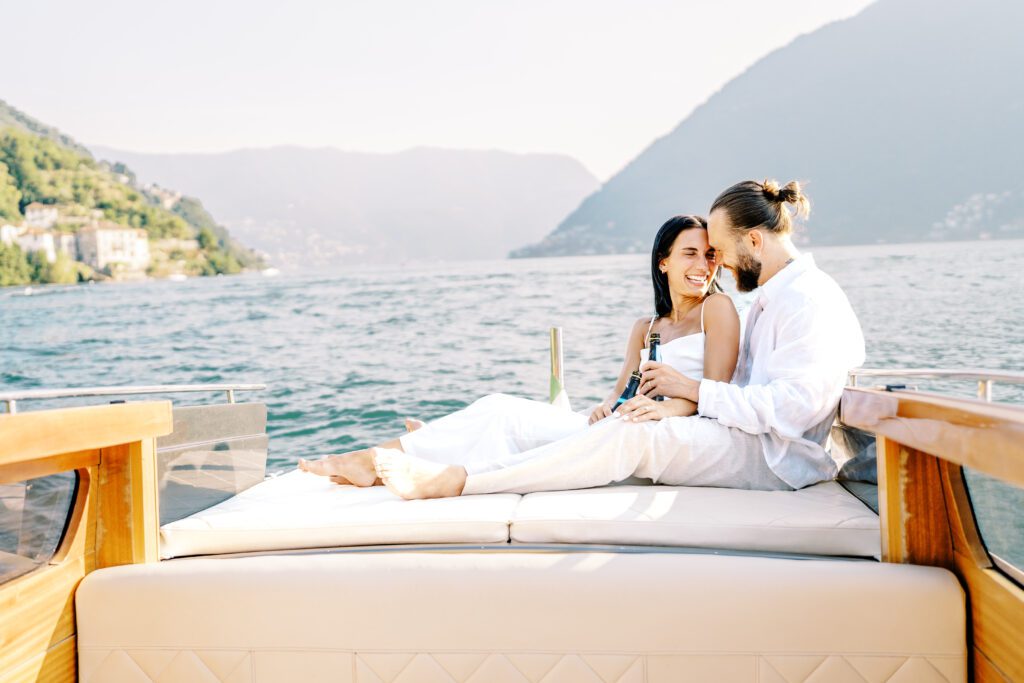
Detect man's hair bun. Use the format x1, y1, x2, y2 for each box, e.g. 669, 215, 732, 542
711, 178, 811, 234
763, 179, 810, 219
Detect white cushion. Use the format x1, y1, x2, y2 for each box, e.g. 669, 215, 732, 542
161, 472, 878, 560
77, 551, 965, 682
512, 481, 880, 557
159, 470, 521, 558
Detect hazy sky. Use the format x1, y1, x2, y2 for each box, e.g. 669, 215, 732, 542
4, 0, 873, 179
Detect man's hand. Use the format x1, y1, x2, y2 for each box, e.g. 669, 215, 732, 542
639, 361, 700, 403
588, 400, 614, 425
615, 394, 688, 422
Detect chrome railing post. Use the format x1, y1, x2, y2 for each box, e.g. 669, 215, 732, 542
978, 380, 993, 402
226, 389, 236, 404
2, 399, 15, 414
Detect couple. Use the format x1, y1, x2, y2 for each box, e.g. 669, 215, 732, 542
300, 179, 866, 498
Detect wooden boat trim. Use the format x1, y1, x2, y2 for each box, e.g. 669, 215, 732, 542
841, 387, 1024, 486
0, 402, 172, 683
842, 387, 1024, 682
0, 402, 172, 465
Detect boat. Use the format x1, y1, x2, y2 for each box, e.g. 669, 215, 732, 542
1, 361, 1022, 682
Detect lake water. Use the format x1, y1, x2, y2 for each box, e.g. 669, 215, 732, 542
3, 239, 1023, 470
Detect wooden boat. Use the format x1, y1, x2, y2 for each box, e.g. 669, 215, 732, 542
0, 371, 1021, 682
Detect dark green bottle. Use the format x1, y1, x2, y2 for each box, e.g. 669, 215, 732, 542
648, 332, 666, 401
613, 370, 642, 412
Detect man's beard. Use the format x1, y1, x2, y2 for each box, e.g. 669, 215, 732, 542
733, 251, 762, 292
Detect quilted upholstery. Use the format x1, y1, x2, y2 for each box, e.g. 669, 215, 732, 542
160, 472, 879, 559
79, 650, 961, 682
77, 551, 964, 683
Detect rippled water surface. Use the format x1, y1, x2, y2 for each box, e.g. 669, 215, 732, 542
3, 239, 1023, 472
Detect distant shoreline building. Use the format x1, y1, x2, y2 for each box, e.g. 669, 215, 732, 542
77, 224, 150, 272
24, 203, 59, 229
0, 223, 23, 247
18, 229, 57, 263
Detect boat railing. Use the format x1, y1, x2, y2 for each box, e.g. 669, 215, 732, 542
0, 383, 267, 414
848, 368, 1024, 402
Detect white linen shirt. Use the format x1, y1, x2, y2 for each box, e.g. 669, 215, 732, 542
697, 253, 865, 489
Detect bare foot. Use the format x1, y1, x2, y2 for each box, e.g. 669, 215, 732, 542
404, 418, 427, 433
373, 448, 467, 500
330, 475, 383, 486
298, 450, 379, 487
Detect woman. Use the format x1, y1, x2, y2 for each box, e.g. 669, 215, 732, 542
299, 215, 740, 492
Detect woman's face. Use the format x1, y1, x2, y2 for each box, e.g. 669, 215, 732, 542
659, 228, 717, 297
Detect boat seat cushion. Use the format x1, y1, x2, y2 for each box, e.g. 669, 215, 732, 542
159, 470, 522, 558
511, 482, 880, 557
77, 552, 965, 682
160, 471, 879, 559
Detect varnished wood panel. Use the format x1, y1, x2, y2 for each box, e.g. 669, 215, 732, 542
876, 438, 954, 567
0, 450, 98, 486
958, 557, 1024, 682
0, 402, 172, 465
0, 403, 169, 683
849, 388, 1024, 682
0, 554, 87, 677
97, 440, 159, 567
842, 388, 1024, 486
0, 636, 76, 683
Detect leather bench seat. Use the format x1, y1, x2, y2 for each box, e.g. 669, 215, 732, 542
159, 470, 522, 558
511, 483, 880, 556
76, 551, 965, 682
160, 470, 880, 559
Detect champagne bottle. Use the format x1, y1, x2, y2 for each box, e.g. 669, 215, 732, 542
647, 332, 666, 401
613, 370, 642, 412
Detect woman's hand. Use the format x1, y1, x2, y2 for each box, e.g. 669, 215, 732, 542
639, 361, 700, 403
615, 394, 685, 423
588, 400, 615, 425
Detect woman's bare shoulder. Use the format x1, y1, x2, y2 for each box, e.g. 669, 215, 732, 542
628, 315, 654, 343
703, 293, 739, 325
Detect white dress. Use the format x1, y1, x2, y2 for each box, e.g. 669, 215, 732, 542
398, 300, 791, 493
399, 309, 707, 469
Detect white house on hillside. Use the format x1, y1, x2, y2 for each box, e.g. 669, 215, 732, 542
0, 223, 24, 246
57, 233, 78, 259
77, 224, 150, 272
16, 229, 57, 263
24, 203, 59, 229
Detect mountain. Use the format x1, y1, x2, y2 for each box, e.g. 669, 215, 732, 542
0, 99, 261, 284
0, 100, 92, 158
513, 0, 1024, 257
90, 146, 600, 267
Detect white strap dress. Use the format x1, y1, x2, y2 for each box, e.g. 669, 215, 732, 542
399, 305, 707, 468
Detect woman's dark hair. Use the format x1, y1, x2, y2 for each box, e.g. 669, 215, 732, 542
651, 214, 722, 317
709, 179, 810, 235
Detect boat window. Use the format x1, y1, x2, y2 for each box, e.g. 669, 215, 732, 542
0, 472, 77, 584
962, 468, 1024, 587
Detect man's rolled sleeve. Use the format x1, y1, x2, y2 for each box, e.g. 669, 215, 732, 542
697, 378, 724, 419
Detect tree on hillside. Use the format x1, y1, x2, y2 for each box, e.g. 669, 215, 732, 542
0, 242, 31, 286
28, 250, 77, 284
197, 227, 218, 250
0, 162, 21, 220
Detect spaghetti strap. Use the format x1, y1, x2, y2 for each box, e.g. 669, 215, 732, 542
700, 300, 707, 334
645, 314, 657, 344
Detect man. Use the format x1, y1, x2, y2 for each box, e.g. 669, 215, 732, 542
374, 179, 865, 498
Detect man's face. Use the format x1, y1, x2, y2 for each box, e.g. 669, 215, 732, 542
707, 209, 762, 292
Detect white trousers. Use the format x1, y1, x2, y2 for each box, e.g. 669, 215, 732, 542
399, 394, 790, 495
